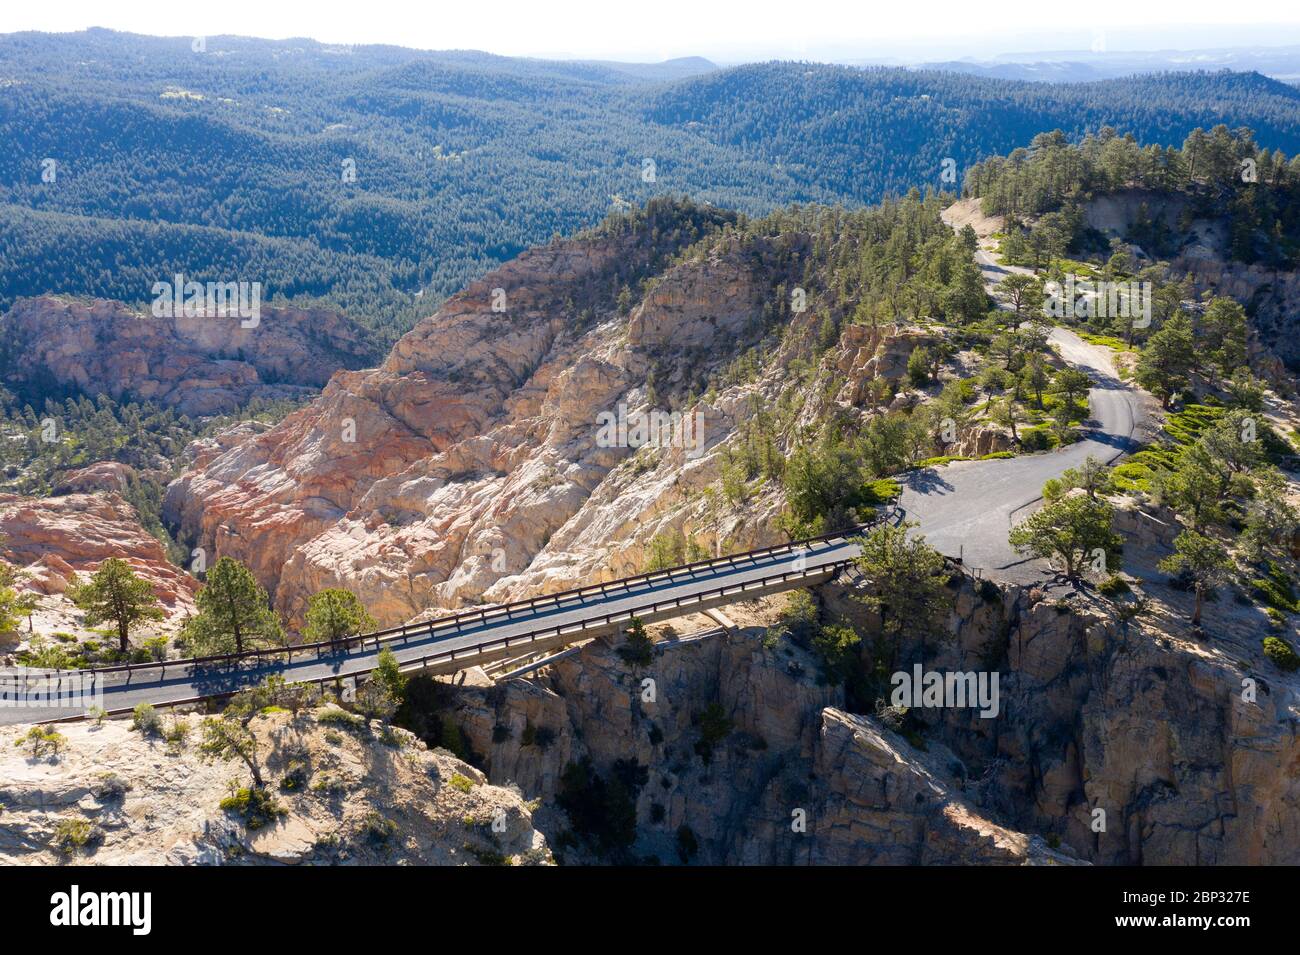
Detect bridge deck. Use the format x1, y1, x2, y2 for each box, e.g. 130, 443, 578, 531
1, 526, 885, 724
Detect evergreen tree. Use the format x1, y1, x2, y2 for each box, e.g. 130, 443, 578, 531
1158, 530, 1232, 627
303, 588, 375, 647
183, 557, 283, 656
853, 522, 952, 665
1008, 494, 1121, 580
67, 557, 164, 655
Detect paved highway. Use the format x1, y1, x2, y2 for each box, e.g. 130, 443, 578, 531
0, 531, 877, 724
898, 242, 1148, 576
1, 222, 1148, 723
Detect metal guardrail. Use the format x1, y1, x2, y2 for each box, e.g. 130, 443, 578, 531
24, 506, 901, 684
28, 550, 862, 724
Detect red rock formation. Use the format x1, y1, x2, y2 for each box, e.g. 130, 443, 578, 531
0, 492, 197, 614
164, 219, 800, 627
0, 295, 375, 415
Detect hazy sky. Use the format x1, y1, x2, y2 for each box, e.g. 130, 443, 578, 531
3, 0, 1300, 63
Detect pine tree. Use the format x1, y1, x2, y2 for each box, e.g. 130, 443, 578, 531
853, 522, 952, 665
303, 588, 375, 647
67, 558, 164, 655
1009, 494, 1121, 580
183, 557, 283, 656
1158, 530, 1232, 627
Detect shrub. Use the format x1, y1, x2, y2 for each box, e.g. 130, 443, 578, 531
811, 623, 861, 684
132, 703, 162, 736
978, 579, 1003, 603
163, 718, 191, 749
693, 703, 733, 765
219, 786, 286, 830
860, 478, 902, 505
556, 757, 639, 857
464, 844, 512, 866
1098, 575, 1131, 597
448, 773, 476, 794
52, 818, 102, 854
1263, 636, 1300, 672
360, 811, 398, 843
92, 772, 130, 800
14, 726, 66, 757
279, 758, 309, 791
316, 706, 366, 731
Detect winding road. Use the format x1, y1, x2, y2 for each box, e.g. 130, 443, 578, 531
898, 221, 1149, 578
1, 206, 1149, 722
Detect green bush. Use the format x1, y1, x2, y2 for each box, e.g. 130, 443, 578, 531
219, 786, 286, 830
1019, 426, 1056, 452
693, 703, 733, 765
279, 758, 309, 791
1263, 636, 1300, 671
860, 478, 902, 505
52, 818, 102, 854
132, 702, 162, 736
1250, 564, 1299, 614
360, 811, 399, 843
1098, 575, 1131, 597
14, 725, 66, 757
448, 773, 476, 794
316, 706, 366, 731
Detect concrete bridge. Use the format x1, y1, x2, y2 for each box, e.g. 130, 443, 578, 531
0, 512, 902, 725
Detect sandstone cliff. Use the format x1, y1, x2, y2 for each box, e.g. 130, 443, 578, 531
162, 214, 941, 628
0, 491, 198, 652
428, 558, 1300, 866
0, 295, 376, 415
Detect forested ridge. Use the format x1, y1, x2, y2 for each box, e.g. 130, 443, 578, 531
965, 126, 1300, 266
5, 29, 1300, 346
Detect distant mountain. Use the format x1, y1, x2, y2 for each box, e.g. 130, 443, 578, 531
576, 56, 718, 81
918, 45, 1300, 83
4, 30, 1300, 343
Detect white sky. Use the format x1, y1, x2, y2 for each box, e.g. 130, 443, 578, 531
3, 0, 1300, 63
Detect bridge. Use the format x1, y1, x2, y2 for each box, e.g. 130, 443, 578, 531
0, 512, 902, 725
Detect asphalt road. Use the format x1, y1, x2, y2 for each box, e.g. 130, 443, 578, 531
1, 235, 1145, 721
0, 535, 867, 724
898, 245, 1146, 577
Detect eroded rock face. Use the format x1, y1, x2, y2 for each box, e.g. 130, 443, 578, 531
0, 491, 197, 615
51, 461, 137, 496
0, 711, 549, 866
161, 218, 935, 629
162, 222, 808, 627
438, 564, 1300, 866
0, 295, 375, 415
446, 626, 1072, 865
826, 575, 1300, 865
809, 709, 1076, 865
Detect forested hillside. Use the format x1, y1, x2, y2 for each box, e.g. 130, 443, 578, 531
5, 30, 1300, 345
965, 126, 1300, 266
